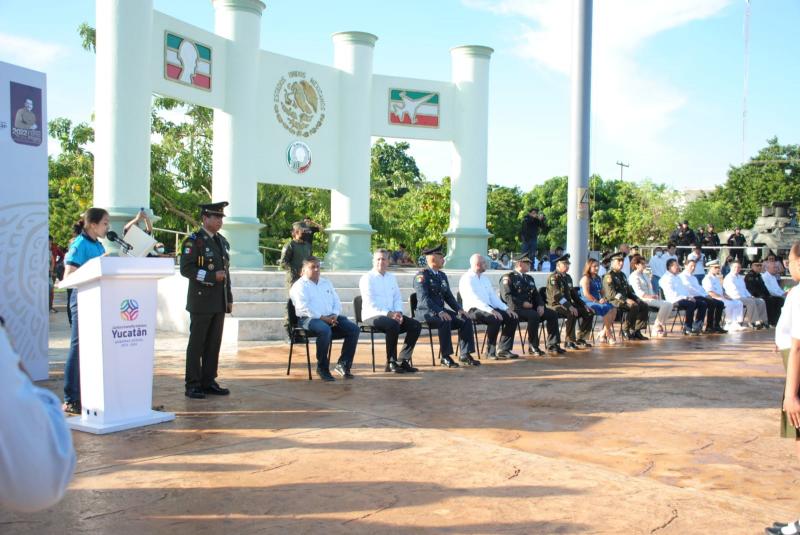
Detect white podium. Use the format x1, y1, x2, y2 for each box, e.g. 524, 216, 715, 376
59, 257, 176, 434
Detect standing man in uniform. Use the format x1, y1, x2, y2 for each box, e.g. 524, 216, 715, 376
519, 208, 546, 258
280, 222, 312, 293
603, 252, 649, 340
412, 246, 479, 367
180, 202, 233, 399
546, 254, 593, 349
727, 227, 747, 263
703, 224, 721, 260
499, 254, 564, 355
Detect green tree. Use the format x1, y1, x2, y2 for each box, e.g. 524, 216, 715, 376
522, 176, 568, 254
486, 184, 524, 253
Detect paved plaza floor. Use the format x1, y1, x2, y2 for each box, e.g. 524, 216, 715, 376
1, 316, 796, 534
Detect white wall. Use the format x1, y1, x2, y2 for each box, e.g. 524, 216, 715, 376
0, 61, 48, 380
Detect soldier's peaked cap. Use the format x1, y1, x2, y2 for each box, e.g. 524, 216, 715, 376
706, 259, 720, 267
555, 253, 571, 264
200, 201, 228, 217
513, 253, 532, 264
422, 245, 444, 256
608, 251, 624, 262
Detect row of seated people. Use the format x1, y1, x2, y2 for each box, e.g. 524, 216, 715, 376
289, 246, 734, 381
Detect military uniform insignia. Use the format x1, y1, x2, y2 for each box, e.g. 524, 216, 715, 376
184, 246, 191, 254
502, 276, 510, 285
416, 274, 425, 283
208, 264, 215, 270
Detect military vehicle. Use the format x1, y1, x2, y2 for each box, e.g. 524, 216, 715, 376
719, 201, 799, 262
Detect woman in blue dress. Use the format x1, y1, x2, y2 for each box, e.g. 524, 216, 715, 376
579, 258, 617, 344
61, 208, 109, 414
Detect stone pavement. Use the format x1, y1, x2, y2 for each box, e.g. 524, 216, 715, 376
1, 316, 796, 534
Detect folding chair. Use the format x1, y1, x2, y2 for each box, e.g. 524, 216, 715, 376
353, 295, 382, 373
286, 299, 332, 380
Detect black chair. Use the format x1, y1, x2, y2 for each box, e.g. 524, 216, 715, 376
539, 287, 566, 341
286, 299, 332, 380
353, 295, 381, 373
410, 292, 461, 366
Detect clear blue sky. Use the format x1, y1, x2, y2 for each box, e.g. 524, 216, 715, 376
1, 0, 797, 192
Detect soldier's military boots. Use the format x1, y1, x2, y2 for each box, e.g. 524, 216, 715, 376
547, 345, 567, 354
575, 339, 592, 348
204, 382, 230, 396
399, 360, 419, 373
440, 355, 460, 368
459, 354, 481, 366
527, 346, 546, 356
185, 387, 206, 399
386, 360, 406, 373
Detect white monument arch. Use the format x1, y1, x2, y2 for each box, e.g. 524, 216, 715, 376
95, 0, 492, 269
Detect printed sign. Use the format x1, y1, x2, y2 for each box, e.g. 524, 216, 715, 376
389, 89, 439, 128
10, 81, 42, 146
164, 32, 212, 90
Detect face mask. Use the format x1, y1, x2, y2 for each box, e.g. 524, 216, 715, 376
155, 246, 165, 254
656, 251, 662, 257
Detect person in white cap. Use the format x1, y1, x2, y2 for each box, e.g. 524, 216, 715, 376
702, 259, 745, 331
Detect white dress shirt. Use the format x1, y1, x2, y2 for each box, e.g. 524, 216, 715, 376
762, 272, 786, 297
723, 273, 752, 299
649, 254, 667, 277
687, 252, 705, 275
776, 286, 800, 349
359, 269, 403, 319
659, 272, 690, 303
629, 270, 654, 299
678, 270, 708, 297
290, 276, 342, 319
459, 270, 507, 313
621, 255, 631, 277
0, 327, 76, 512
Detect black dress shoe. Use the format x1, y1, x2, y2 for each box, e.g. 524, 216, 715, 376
547, 345, 566, 354
203, 382, 230, 395
440, 355, 460, 368
459, 354, 481, 366
317, 368, 336, 381
385, 360, 406, 373
576, 339, 592, 348
632, 332, 648, 341
399, 360, 419, 373
185, 387, 206, 399
528, 346, 546, 356
714, 326, 728, 334
487, 352, 506, 360
497, 350, 519, 359
564, 341, 579, 350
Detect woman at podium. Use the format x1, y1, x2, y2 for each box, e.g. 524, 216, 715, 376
61, 208, 109, 415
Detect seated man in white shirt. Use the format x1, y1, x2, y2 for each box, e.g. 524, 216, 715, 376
679, 259, 726, 333
459, 253, 519, 359
648, 246, 667, 293
359, 249, 421, 374
702, 259, 746, 331
763, 259, 788, 298
722, 259, 768, 329
686, 245, 706, 286
1, 317, 76, 512
659, 258, 708, 335
290, 257, 360, 381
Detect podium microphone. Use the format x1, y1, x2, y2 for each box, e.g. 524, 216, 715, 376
107, 231, 133, 254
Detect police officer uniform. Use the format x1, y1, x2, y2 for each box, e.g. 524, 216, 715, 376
499, 254, 563, 355
412, 245, 478, 367
602, 252, 649, 340
180, 202, 233, 399
545, 254, 593, 349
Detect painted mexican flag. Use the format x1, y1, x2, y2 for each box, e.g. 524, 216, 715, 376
164, 33, 212, 90
388, 89, 439, 127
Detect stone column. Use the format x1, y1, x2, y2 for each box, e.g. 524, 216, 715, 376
445, 45, 493, 269
325, 31, 377, 270
212, 0, 266, 268
93, 0, 154, 234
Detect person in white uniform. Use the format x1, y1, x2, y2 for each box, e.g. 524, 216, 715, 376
0, 317, 76, 512
459, 253, 519, 359
702, 259, 745, 331
359, 249, 421, 374
722, 259, 768, 329
679, 259, 727, 333
765, 242, 800, 535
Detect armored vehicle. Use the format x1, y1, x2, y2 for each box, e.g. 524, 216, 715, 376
719, 202, 799, 262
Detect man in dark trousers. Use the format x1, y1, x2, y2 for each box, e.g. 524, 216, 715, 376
702, 224, 721, 260
519, 208, 546, 258
546, 254, 593, 349
412, 245, 479, 368
180, 202, 233, 399
669, 220, 697, 262
499, 254, 564, 355
603, 252, 650, 340
727, 227, 747, 263
745, 261, 784, 326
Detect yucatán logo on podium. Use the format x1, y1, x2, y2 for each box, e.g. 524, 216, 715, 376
164, 32, 212, 90
274, 71, 326, 137
389, 89, 439, 128
112, 299, 148, 348
10, 82, 43, 146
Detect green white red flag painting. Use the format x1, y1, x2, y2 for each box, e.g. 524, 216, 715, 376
389, 89, 439, 127
164, 32, 212, 90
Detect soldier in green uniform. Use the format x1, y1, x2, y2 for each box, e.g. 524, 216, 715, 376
602, 252, 649, 340
546, 254, 593, 349
280, 222, 312, 292
180, 202, 233, 399
499, 254, 564, 355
